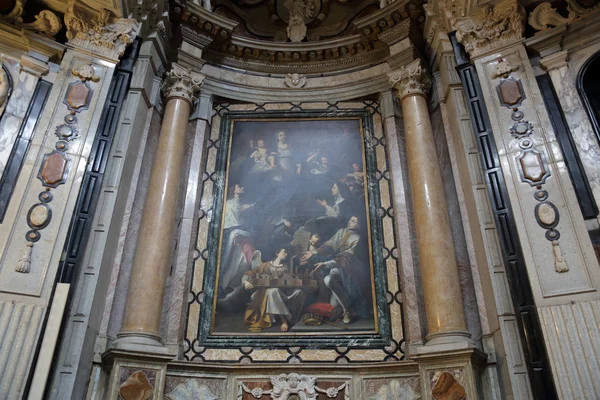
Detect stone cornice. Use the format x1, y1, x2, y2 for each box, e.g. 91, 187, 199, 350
453, 0, 526, 59
525, 9, 600, 60
203, 46, 389, 75
539, 50, 569, 71
388, 58, 432, 99
353, 0, 424, 29
162, 63, 205, 104
0, 21, 65, 62
230, 34, 363, 53
169, 0, 238, 40
198, 62, 393, 102
174, 0, 424, 75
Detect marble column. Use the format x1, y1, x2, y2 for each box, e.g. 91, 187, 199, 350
388, 59, 471, 345
118, 64, 204, 346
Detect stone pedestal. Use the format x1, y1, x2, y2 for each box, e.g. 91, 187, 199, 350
413, 347, 486, 400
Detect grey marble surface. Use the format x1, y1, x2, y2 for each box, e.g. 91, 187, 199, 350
0, 61, 38, 177
106, 109, 161, 339
431, 105, 483, 342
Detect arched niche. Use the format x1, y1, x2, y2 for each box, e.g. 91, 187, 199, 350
0, 63, 13, 118
577, 50, 600, 146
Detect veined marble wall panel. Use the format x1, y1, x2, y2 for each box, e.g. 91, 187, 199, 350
0, 54, 112, 296
382, 106, 426, 350
48, 45, 163, 399
474, 45, 600, 305
163, 110, 212, 347
441, 76, 531, 398
431, 105, 483, 342
548, 43, 600, 217
163, 364, 422, 399
0, 50, 116, 399
0, 59, 38, 177
538, 300, 600, 398
104, 108, 161, 340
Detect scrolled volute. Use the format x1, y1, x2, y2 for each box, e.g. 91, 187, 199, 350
388, 59, 432, 100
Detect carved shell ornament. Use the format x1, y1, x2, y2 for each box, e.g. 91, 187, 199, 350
284, 73, 307, 88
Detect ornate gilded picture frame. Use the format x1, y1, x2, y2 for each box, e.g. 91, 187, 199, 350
198, 110, 391, 347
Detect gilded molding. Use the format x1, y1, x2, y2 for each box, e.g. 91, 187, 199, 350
453, 0, 525, 58
388, 58, 432, 99
161, 64, 205, 104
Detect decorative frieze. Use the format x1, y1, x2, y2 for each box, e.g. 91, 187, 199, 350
161, 64, 205, 104
238, 373, 349, 399
454, 0, 525, 58
388, 59, 432, 99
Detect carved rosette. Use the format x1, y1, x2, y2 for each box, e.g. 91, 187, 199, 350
453, 0, 526, 58
388, 59, 432, 100
161, 65, 205, 104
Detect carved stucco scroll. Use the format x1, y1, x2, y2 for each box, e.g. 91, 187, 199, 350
529, 3, 576, 31
453, 0, 525, 58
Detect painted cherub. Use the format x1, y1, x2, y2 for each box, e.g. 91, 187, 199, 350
249, 138, 275, 173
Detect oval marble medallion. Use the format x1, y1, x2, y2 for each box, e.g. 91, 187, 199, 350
535, 202, 559, 228
27, 203, 51, 229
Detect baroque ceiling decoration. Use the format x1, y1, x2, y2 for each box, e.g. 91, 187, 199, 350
171, 0, 425, 74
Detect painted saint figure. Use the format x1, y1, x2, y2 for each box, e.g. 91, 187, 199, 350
223, 184, 254, 229
272, 131, 300, 180
316, 183, 352, 219
301, 216, 364, 324
242, 248, 306, 332
220, 184, 258, 291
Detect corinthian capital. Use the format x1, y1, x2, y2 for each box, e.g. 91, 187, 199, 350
161, 64, 205, 104
388, 59, 432, 100
454, 0, 525, 58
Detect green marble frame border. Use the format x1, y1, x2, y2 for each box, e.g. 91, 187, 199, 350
198, 109, 391, 348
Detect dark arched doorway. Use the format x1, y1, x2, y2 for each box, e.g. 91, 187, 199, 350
578, 51, 600, 146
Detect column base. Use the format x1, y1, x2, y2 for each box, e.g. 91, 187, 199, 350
113, 330, 170, 354
425, 329, 474, 346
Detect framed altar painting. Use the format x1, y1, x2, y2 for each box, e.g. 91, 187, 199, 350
198, 110, 390, 347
